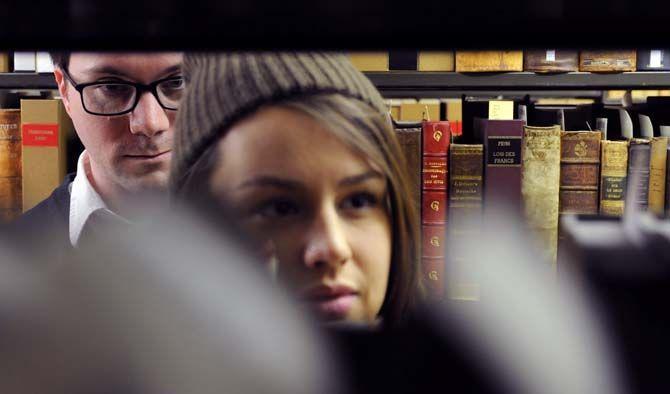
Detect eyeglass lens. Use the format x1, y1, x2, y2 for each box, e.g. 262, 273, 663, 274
81, 79, 184, 115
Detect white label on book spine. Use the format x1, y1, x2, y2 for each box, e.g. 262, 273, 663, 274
650, 50, 663, 68
546, 50, 556, 62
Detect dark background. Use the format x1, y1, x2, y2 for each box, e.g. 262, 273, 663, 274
2, 0, 669, 50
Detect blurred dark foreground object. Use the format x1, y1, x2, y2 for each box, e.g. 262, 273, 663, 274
0, 204, 627, 394
0, 208, 340, 394
562, 212, 670, 393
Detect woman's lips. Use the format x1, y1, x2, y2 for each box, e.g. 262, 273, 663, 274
301, 285, 358, 320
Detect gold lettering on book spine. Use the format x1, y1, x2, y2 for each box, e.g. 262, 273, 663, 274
600, 141, 629, 216
429, 271, 439, 281
433, 130, 442, 142
430, 200, 440, 212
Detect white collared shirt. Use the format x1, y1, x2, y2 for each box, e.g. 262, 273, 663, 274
69, 151, 126, 247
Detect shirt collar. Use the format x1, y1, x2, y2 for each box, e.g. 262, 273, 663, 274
69, 151, 124, 247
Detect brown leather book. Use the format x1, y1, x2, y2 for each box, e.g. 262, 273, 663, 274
521, 125, 562, 268
627, 139, 651, 211
524, 50, 579, 73
0, 109, 21, 222
393, 122, 422, 216
600, 140, 629, 216
579, 50, 636, 72
447, 144, 483, 300
475, 118, 525, 216
421, 120, 450, 301
455, 51, 523, 72
559, 131, 602, 215
648, 137, 668, 215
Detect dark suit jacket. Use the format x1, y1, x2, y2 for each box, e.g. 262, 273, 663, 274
4, 173, 76, 262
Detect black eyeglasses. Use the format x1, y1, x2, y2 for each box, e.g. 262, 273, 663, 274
61, 68, 185, 116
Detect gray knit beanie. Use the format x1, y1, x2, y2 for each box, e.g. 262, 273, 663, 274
170, 52, 388, 192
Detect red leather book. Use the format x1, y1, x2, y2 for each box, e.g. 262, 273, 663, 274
421, 120, 450, 301
474, 118, 525, 218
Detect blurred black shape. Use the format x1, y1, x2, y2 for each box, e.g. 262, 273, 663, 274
1, 0, 670, 49
562, 213, 670, 392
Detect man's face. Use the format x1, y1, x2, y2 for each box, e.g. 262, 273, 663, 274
55, 52, 183, 194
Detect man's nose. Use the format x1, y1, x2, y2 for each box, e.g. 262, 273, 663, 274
129, 92, 170, 137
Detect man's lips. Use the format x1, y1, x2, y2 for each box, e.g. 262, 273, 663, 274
124, 150, 171, 160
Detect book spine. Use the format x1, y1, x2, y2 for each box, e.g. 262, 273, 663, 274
599, 140, 629, 216
627, 139, 651, 210
0, 110, 22, 222
523, 49, 579, 73
521, 125, 562, 268
421, 120, 450, 301
648, 137, 668, 215
482, 120, 524, 215
455, 51, 523, 72
448, 144, 483, 300
393, 127, 422, 215
579, 50, 637, 72
559, 131, 602, 215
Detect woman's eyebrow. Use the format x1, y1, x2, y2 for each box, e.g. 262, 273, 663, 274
237, 175, 303, 191
338, 171, 384, 187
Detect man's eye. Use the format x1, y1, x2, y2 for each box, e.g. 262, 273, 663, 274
96, 84, 134, 96
341, 192, 378, 210
162, 78, 184, 90
256, 199, 300, 219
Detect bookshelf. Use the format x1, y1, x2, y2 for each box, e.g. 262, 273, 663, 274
4, 71, 670, 93
0, 73, 56, 90
365, 71, 670, 96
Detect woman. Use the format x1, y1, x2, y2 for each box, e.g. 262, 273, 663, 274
171, 52, 420, 326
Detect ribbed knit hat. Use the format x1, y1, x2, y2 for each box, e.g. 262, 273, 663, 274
170, 52, 388, 192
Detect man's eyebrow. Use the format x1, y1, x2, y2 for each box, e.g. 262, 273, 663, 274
338, 171, 384, 187
237, 176, 303, 191
79, 64, 182, 80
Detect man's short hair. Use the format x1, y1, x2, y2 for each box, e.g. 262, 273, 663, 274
49, 52, 70, 70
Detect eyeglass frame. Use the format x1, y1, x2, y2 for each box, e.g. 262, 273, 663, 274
59, 67, 184, 116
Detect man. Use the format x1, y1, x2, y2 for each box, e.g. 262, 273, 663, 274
12, 52, 183, 254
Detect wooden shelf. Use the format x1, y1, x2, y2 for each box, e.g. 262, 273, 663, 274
0, 73, 57, 89
365, 71, 670, 93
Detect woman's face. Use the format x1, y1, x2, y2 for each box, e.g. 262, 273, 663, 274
209, 106, 392, 324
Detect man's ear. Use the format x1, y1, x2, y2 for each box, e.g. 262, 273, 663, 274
53, 67, 72, 115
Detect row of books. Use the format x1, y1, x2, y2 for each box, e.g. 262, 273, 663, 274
0, 101, 73, 222
399, 113, 670, 301
350, 50, 670, 73
0, 52, 54, 73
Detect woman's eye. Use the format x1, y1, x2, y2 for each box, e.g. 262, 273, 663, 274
341, 192, 378, 210
256, 199, 300, 218
163, 78, 184, 90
